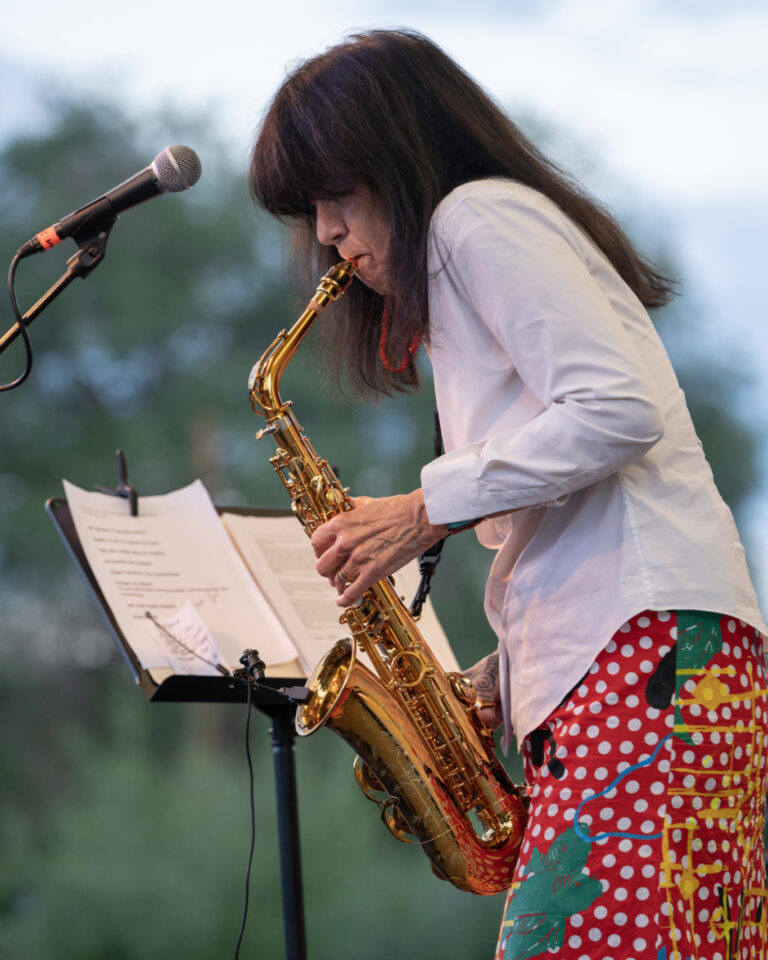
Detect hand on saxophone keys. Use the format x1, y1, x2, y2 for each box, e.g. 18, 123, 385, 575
310, 489, 451, 607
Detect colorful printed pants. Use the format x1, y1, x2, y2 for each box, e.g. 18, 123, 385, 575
494, 610, 768, 960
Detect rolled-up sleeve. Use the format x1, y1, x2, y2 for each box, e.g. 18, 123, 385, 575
421, 191, 664, 525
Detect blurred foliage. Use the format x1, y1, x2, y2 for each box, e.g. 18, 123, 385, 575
0, 94, 759, 958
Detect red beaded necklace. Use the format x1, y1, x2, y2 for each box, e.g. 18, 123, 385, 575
378, 298, 421, 373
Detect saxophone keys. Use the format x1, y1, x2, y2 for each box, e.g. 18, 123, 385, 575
351, 759, 413, 843
381, 800, 414, 844
353, 755, 386, 799
325, 487, 345, 509
389, 649, 429, 688
448, 672, 476, 706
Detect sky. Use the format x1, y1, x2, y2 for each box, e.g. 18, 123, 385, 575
2, 0, 768, 589
2, 1, 766, 200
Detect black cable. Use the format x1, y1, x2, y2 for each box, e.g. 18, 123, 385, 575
234, 681, 257, 959
1, 252, 34, 392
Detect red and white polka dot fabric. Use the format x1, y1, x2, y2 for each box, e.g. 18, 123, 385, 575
494, 610, 768, 960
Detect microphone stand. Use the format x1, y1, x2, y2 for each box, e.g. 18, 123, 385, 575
0, 220, 115, 357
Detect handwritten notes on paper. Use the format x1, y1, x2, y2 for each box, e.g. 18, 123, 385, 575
146, 600, 230, 676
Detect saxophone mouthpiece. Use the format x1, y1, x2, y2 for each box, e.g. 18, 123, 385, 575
312, 260, 358, 310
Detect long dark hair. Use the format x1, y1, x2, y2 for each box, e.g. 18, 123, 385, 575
251, 29, 674, 398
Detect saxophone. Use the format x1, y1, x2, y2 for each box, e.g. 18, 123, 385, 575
248, 261, 528, 895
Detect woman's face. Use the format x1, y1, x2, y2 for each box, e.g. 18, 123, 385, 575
315, 185, 391, 294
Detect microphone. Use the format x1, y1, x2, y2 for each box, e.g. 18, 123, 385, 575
17, 145, 202, 258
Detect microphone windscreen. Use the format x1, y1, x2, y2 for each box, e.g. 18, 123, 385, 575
152, 145, 202, 193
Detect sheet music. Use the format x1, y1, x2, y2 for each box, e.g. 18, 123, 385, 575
63, 479, 297, 671
220, 512, 459, 674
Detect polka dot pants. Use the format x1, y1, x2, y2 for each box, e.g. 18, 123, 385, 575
494, 610, 768, 960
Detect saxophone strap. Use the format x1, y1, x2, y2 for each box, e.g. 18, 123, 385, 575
410, 408, 447, 618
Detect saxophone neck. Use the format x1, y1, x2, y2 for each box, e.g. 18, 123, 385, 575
248, 260, 358, 416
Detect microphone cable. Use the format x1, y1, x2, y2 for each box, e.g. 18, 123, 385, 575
234, 680, 257, 960
1, 252, 33, 392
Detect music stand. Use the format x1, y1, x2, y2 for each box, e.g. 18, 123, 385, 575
45, 495, 308, 960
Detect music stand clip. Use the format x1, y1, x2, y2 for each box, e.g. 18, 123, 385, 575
94, 448, 139, 516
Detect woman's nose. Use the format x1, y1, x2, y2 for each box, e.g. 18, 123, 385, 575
315, 200, 347, 247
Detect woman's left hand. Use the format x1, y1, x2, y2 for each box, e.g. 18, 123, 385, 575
463, 650, 503, 731
310, 488, 448, 606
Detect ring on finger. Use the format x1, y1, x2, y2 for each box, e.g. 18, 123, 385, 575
336, 568, 354, 588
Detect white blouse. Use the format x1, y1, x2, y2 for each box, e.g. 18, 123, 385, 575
420, 179, 767, 750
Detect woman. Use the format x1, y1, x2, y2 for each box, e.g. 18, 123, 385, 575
251, 29, 768, 960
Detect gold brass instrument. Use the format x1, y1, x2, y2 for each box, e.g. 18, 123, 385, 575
247, 261, 528, 895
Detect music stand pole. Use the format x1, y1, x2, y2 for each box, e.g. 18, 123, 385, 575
265, 703, 307, 960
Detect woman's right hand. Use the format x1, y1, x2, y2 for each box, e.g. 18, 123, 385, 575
463, 650, 503, 731
310, 489, 448, 607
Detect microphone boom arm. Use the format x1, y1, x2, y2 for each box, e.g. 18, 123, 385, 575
0, 220, 114, 359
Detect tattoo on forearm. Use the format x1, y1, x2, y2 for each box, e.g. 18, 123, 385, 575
473, 671, 496, 697
472, 653, 499, 698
